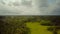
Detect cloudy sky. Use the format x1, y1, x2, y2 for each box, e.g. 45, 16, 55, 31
0, 0, 60, 15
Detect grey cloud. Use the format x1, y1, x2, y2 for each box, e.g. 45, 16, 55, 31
47, 0, 60, 15
34, 0, 60, 15
0, 0, 60, 15
0, 4, 23, 15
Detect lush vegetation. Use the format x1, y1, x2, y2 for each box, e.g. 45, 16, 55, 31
0, 16, 31, 34
0, 16, 60, 34
40, 16, 60, 34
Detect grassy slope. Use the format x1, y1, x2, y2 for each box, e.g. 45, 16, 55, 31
26, 22, 52, 34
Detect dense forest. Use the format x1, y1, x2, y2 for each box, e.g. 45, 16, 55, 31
0, 16, 60, 34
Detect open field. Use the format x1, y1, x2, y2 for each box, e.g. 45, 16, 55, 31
26, 22, 52, 34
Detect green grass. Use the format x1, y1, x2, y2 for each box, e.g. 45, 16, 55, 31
26, 22, 52, 34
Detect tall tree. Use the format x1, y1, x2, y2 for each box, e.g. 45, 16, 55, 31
0, 16, 31, 34
40, 16, 60, 34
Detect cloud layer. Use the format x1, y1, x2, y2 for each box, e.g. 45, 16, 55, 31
0, 0, 60, 15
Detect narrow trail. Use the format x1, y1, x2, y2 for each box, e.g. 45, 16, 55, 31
26, 22, 52, 34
